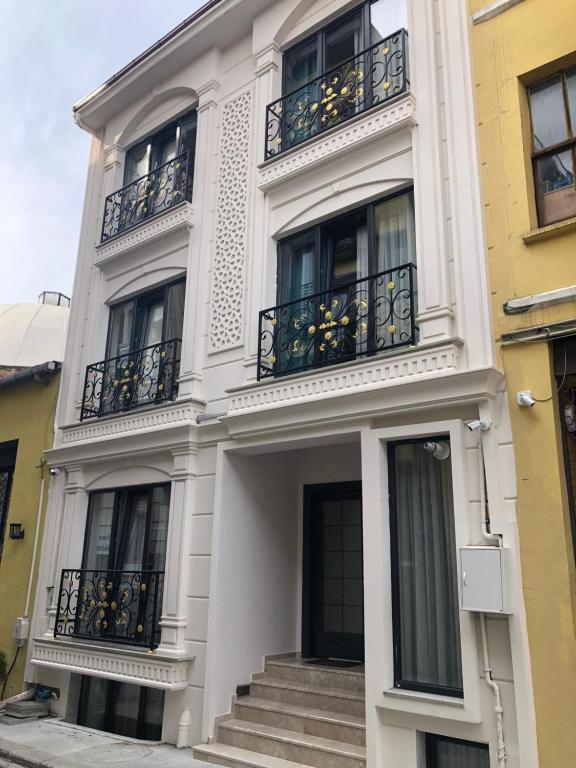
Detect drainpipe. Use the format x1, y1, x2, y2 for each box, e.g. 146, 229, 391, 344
477, 432, 507, 767
24, 461, 47, 617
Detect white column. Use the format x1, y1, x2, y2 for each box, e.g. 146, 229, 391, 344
45, 465, 88, 636
243, 43, 282, 382
158, 448, 198, 656
409, 0, 455, 345
177, 80, 221, 404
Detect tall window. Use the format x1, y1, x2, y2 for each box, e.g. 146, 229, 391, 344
388, 438, 463, 696
0, 441, 17, 562
123, 111, 197, 186
283, 0, 407, 95
528, 69, 576, 226
426, 734, 490, 767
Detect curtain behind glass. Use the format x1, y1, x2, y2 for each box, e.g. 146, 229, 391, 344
82, 492, 115, 571
370, 0, 407, 42
433, 738, 490, 767
164, 281, 186, 340
374, 193, 416, 272
392, 441, 462, 692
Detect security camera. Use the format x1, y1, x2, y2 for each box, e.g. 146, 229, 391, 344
516, 391, 535, 408
423, 441, 451, 460
466, 419, 492, 431
49, 467, 60, 476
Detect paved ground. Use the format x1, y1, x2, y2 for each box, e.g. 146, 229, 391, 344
0, 718, 219, 768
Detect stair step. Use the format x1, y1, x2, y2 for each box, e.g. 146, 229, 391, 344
235, 696, 365, 746
194, 743, 311, 768
249, 677, 365, 718
217, 719, 366, 768
264, 659, 365, 693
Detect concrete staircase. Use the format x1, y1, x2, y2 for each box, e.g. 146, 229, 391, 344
194, 655, 365, 768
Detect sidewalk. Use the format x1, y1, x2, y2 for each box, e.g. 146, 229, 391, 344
0, 718, 219, 768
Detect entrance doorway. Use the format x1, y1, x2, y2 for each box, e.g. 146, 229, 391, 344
302, 482, 364, 662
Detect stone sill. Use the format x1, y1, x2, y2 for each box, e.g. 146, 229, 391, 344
522, 215, 576, 245
383, 687, 464, 708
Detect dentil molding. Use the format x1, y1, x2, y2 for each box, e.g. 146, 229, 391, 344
257, 94, 416, 191
228, 340, 460, 415
94, 203, 195, 266
61, 400, 202, 445
30, 637, 192, 690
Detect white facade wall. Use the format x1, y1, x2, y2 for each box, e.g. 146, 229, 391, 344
27, 0, 538, 765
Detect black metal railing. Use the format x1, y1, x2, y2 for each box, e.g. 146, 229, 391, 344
81, 338, 181, 420
265, 29, 409, 160
258, 263, 417, 380
54, 568, 164, 649
101, 151, 192, 241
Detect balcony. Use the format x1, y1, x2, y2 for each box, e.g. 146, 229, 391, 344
81, 338, 181, 421
265, 29, 409, 161
101, 151, 193, 242
54, 568, 164, 650
257, 263, 417, 380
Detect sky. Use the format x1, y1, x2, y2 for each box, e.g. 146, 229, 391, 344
0, 1, 206, 305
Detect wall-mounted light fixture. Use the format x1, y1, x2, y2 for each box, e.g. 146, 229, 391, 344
8, 523, 25, 540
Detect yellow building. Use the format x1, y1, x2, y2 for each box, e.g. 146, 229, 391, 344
469, 1, 576, 765
0, 295, 68, 698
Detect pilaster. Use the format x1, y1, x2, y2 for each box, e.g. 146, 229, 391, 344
158, 448, 198, 655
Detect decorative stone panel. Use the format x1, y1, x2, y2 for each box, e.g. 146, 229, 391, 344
31, 637, 193, 690
209, 90, 252, 351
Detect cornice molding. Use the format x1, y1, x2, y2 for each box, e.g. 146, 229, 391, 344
94, 203, 195, 266
257, 94, 416, 191
30, 637, 193, 690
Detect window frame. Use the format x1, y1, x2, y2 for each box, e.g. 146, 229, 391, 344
528, 68, 576, 227
387, 436, 464, 698
425, 733, 490, 767
104, 277, 186, 360
276, 187, 415, 307
0, 441, 17, 563
123, 110, 197, 187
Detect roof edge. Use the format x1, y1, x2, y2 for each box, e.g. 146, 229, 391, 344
72, 0, 224, 116
0, 361, 61, 390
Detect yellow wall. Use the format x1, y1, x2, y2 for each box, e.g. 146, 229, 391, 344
469, 2, 576, 766
0, 372, 59, 697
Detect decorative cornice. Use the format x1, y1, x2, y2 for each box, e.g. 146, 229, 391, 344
228, 341, 460, 415
60, 400, 202, 446
257, 94, 416, 191
94, 203, 195, 266
30, 637, 193, 690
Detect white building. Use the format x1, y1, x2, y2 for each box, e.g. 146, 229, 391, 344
28, 1, 537, 766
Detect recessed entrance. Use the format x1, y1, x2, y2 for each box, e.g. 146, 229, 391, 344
303, 482, 364, 662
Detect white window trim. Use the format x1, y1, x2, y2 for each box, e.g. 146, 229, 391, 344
360, 419, 482, 723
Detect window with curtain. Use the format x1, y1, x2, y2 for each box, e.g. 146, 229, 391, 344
528, 69, 576, 226
425, 734, 490, 768
0, 441, 17, 563
388, 438, 463, 696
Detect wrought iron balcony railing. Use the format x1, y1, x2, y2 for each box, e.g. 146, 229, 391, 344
81, 338, 181, 421
54, 568, 164, 650
101, 151, 192, 241
258, 263, 417, 380
265, 29, 409, 160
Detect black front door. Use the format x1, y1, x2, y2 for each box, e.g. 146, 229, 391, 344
303, 482, 364, 662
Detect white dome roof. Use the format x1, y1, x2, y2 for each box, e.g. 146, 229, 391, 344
0, 303, 69, 367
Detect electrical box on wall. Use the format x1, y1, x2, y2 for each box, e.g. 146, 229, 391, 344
458, 546, 511, 614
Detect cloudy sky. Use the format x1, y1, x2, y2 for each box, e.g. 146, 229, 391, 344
0, 1, 205, 305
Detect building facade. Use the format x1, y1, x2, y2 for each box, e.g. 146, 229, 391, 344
470, 1, 576, 766
28, 1, 538, 765
0, 295, 68, 696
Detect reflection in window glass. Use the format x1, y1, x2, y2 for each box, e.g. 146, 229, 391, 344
529, 77, 568, 150
370, 0, 407, 42
427, 735, 490, 768
535, 150, 576, 225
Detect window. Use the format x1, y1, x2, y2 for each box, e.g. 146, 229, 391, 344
260, 192, 417, 378
426, 734, 490, 767
124, 111, 197, 186
0, 441, 17, 562
528, 69, 576, 226
283, 0, 407, 95
99, 279, 185, 416
388, 438, 463, 697
77, 677, 164, 740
